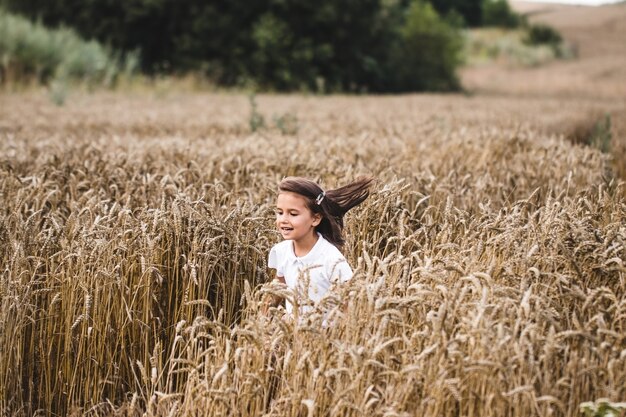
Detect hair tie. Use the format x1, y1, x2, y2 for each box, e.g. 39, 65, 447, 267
315, 191, 325, 205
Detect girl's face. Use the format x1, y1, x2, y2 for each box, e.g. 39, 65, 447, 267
275, 192, 321, 242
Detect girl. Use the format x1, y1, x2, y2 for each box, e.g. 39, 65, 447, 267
266, 176, 374, 317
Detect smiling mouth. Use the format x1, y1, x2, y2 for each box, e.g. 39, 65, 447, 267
281, 227, 294, 232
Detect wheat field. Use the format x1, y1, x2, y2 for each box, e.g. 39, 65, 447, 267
0, 90, 625, 416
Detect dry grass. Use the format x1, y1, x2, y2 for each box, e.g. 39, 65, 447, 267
461, 1, 626, 181
464, 1, 626, 99
0, 91, 624, 416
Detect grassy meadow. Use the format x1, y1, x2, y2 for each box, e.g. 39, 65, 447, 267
0, 90, 625, 416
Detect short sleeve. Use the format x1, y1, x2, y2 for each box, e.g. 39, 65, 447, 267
328, 257, 353, 284
268, 245, 284, 277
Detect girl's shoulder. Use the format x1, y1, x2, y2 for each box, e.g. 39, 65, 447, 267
270, 239, 293, 255
316, 236, 353, 282
268, 240, 293, 271
316, 236, 346, 261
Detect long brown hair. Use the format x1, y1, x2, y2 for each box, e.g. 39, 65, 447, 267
277, 176, 374, 249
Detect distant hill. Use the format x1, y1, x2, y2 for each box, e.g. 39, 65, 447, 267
516, 0, 623, 6
462, 1, 626, 99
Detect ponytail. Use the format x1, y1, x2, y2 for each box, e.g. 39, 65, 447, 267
277, 176, 374, 249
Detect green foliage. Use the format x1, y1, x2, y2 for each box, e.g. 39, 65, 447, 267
273, 112, 299, 135
248, 94, 265, 133
589, 114, 612, 154
49, 77, 68, 106
427, 0, 527, 29
0, 7, 137, 88
250, 13, 294, 90
464, 29, 559, 67
580, 399, 626, 417
428, 0, 484, 26
524, 23, 563, 49
1, 0, 464, 93
385, 1, 462, 92
243, 0, 393, 92
523, 23, 574, 59
248, 94, 299, 135
482, 0, 522, 28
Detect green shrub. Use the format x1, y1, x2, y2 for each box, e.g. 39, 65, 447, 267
589, 114, 612, 154
482, 0, 522, 28
524, 23, 562, 47
463, 28, 563, 68
49, 77, 68, 106
247, 93, 299, 134
273, 112, 299, 135
250, 13, 292, 90
0, 7, 137, 87
385, 1, 462, 92
427, 0, 484, 26
248, 94, 266, 133
523, 23, 565, 58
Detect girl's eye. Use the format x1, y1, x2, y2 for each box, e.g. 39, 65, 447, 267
275, 210, 299, 216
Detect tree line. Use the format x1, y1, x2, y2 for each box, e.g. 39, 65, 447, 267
1, 0, 515, 92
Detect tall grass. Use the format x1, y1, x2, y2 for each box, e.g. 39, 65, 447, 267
0, 93, 624, 416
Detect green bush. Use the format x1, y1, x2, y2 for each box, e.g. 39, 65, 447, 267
463, 28, 564, 68
427, 0, 484, 26
482, 0, 522, 28
385, 1, 462, 92
523, 23, 564, 57
524, 23, 562, 47
589, 114, 612, 154
0, 7, 137, 87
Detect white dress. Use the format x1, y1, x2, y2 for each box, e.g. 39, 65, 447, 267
268, 233, 353, 315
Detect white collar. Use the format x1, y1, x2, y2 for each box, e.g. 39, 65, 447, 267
287, 233, 324, 263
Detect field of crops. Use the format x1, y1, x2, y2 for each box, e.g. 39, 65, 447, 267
1, 89, 624, 416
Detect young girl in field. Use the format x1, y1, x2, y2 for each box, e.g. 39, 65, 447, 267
266, 176, 373, 317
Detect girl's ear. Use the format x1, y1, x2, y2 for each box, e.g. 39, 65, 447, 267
312, 212, 322, 227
